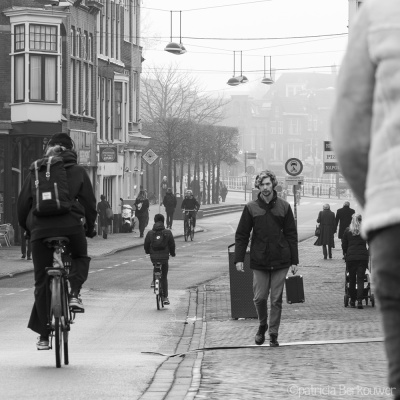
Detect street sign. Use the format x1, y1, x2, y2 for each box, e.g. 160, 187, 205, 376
285, 175, 304, 185
285, 158, 303, 176
323, 141, 339, 173
142, 148, 158, 165
246, 152, 257, 160
246, 165, 255, 174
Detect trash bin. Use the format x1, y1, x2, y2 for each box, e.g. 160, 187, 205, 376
228, 243, 258, 319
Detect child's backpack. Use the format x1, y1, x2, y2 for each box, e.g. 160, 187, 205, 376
29, 156, 72, 217
150, 230, 168, 251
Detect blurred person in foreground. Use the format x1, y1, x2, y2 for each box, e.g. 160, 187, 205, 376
331, 1, 400, 397
341, 214, 369, 309
234, 170, 298, 347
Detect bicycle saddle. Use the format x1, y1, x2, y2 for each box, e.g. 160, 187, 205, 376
43, 236, 70, 245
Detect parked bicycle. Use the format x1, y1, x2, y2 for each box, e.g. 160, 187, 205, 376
153, 262, 165, 310
44, 236, 83, 368
183, 209, 196, 241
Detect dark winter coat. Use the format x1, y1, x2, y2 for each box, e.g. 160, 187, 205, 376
314, 210, 336, 247
181, 197, 200, 211
135, 198, 149, 217
341, 228, 369, 261
234, 192, 299, 270
17, 150, 97, 242
163, 193, 177, 211
97, 199, 112, 226
335, 206, 355, 239
144, 221, 176, 262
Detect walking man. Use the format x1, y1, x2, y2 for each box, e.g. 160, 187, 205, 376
336, 201, 355, 258
234, 170, 298, 347
163, 188, 177, 229
332, 2, 400, 397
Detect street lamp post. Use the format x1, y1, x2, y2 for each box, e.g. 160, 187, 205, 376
158, 158, 163, 214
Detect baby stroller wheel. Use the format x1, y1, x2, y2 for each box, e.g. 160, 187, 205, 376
344, 294, 349, 307
371, 294, 375, 307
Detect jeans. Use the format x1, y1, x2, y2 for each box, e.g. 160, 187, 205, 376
253, 267, 289, 336
346, 260, 367, 302
28, 229, 90, 336
20, 229, 31, 258
322, 245, 332, 259
370, 224, 400, 398
184, 211, 196, 228
166, 210, 174, 228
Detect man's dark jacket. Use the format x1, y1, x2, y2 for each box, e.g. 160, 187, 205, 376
144, 221, 176, 262
234, 192, 299, 270
181, 197, 200, 211
335, 205, 355, 239
163, 193, 177, 211
17, 150, 97, 241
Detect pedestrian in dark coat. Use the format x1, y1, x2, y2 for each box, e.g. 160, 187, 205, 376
220, 184, 228, 202
163, 188, 177, 229
314, 203, 336, 259
342, 213, 369, 309
97, 194, 112, 239
335, 201, 355, 239
135, 190, 150, 238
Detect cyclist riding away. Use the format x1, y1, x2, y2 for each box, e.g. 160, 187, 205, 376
181, 190, 200, 228
144, 214, 176, 305
17, 132, 97, 351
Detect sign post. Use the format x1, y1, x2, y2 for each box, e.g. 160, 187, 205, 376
244, 152, 257, 201
284, 158, 303, 226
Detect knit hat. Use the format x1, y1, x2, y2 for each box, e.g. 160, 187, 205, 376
48, 132, 73, 149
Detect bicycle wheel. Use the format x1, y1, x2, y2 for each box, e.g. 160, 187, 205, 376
54, 317, 62, 368
184, 221, 188, 242
190, 221, 195, 241
62, 280, 69, 365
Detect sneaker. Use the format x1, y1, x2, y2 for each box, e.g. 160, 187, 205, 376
350, 300, 356, 308
269, 334, 279, 347
69, 292, 84, 311
255, 324, 267, 346
357, 301, 364, 309
163, 297, 170, 305
21, 255, 26, 259
150, 280, 155, 288
36, 336, 50, 350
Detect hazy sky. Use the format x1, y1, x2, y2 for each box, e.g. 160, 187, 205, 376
141, 0, 349, 95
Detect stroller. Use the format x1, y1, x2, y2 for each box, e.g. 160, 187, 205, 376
344, 256, 375, 307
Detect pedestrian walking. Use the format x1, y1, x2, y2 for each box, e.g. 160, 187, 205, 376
234, 170, 299, 347
336, 201, 355, 239
341, 214, 369, 310
20, 227, 32, 260
163, 188, 177, 229
332, 2, 400, 396
220, 184, 228, 202
97, 194, 112, 239
135, 190, 149, 238
314, 204, 336, 259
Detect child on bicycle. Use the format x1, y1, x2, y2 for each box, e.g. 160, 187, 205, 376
181, 190, 200, 228
144, 214, 176, 305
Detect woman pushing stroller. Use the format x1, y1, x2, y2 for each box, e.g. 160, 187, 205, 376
342, 213, 369, 309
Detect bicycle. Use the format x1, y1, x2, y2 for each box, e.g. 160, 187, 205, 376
153, 262, 165, 310
43, 236, 83, 368
183, 209, 196, 242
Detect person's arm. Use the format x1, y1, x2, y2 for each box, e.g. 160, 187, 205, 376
195, 199, 200, 210
77, 170, 98, 233
283, 205, 299, 266
234, 205, 253, 265
342, 229, 349, 256
331, 5, 374, 207
17, 175, 33, 232
335, 210, 340, 228
317, 211, 321, 224
168, 233, 176, 257
144, 232, 151, 254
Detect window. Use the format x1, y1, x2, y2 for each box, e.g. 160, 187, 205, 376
88, 34, 93, 61
277, 121, 283, 134
30, 55, 57, 102
124, 0, 130, 42
14, 55, 25, 101
75, 61, 80, 113
288, 143, 302, 159
30, 25, 57, 52
114, 82, 122, 138
70, 61, 75, 111
289, 118, 301, 135
76, 28, 81, 58
71, 27, 76, 56
15, 25, 25, 52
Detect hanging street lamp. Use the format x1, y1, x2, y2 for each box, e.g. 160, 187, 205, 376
164, 11, 187, 55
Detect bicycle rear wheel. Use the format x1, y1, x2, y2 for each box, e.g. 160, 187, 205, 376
190, 221, 194, 241
184, 221, 188, 242
54, 317, 62, 368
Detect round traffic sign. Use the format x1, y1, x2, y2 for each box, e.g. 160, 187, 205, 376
285, 158, 303, 176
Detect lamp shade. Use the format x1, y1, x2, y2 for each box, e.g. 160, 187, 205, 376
261, 76, 274, 85
240, 75, 249, 84
227, 77, 240, 86
164, 42, 183, 54
179, 43, 187, 54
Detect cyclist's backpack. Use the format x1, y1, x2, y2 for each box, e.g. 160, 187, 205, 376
29, 156, 72, 217
150, 230, 168, 251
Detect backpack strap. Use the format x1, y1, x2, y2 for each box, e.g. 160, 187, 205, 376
34, 160, 40, 212
46, 156, 53, 181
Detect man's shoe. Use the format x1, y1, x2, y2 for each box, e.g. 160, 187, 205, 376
163, 297, 170, 305
36, 336, 50, 350
350, 300, 356, 308
357, 301, 364, 309
269, 334, 279, 347
69, 293, 84, 311
21, 254, 26, 259
255, 324, 267, 346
